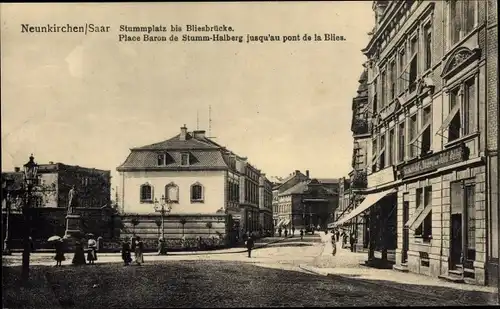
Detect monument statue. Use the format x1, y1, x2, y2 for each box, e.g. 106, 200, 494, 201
68, 185, 76, 214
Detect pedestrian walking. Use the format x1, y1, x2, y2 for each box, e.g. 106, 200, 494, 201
335, 230, 340, 242
350, 232, 357, 252
284, 229, 288, 237
72, 239, 86, 266
300, 229, 304, 240
157, 237, 165, 255
291, 226, 295, 236
278, 228, 282, 237
331, 234, 337, 256
134, 236, 144, 265
87, 237, 98, 265
246, 234, 255, 258
54, 239, 65, 267
121, 238, 132, 266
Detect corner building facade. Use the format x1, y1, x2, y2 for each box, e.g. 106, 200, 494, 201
363, 0, 498, 286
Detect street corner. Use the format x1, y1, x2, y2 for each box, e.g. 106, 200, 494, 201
298, 264, 328, 276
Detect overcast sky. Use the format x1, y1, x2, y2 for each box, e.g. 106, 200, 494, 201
1, 2, 374, 187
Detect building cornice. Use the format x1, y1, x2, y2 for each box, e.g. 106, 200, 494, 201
362, 1, 407, 56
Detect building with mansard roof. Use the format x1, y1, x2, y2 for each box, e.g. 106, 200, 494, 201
116, 125, 273, 248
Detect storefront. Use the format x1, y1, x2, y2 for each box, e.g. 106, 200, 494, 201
394, 143, 489, 285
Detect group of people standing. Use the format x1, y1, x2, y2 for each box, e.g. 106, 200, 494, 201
121, 236, 144, 266
53, 236, 99, 266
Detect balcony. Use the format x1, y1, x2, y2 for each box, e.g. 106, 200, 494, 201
350, 170, 367, 190
351, 118, 370, 136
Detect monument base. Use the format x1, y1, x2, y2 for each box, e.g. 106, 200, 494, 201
64, 214, 84, 241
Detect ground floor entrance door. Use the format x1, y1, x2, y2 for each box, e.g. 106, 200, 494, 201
450, 213, 463, 270
402, 200, 409, 264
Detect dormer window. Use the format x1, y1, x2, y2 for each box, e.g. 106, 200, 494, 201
157, 153, 166, 166
181, 153, 190, 166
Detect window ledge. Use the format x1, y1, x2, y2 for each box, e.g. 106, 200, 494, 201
444, 132, 479, 149
191, 200, 204, 204
140, 200, 154, 204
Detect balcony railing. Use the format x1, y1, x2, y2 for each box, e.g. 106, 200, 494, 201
351, 118, 369, 135
350, 170, 367, 189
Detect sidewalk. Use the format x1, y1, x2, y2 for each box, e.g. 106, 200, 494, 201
299, 232, 497, 304
2, 236, 291, 266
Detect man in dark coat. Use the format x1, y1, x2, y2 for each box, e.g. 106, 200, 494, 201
246, 235, 255, 258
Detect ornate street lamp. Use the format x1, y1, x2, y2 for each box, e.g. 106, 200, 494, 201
154, 194, 172, 255
22, 154, 38, 282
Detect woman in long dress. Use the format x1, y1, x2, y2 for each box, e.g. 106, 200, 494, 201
54, 239, 65, 266
121, 238, 132, 266
134, 236, 144, 266
87, 237, 98, 265
72, 239, 87, 265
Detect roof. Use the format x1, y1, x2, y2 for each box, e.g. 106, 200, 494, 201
2, 172, 24, 191
117, 149, 229, 171
316, 178, 340, 184
37, 163, 110, 174
133, 133, 220, 151
279, 181, 309, 196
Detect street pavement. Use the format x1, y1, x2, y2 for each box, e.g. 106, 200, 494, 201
2, 233, 498, 307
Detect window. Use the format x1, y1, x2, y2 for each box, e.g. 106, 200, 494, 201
157, 154, 166, 166
379, 134, 386, 169
165, 183, 179, 203
449, 0, 476, 46
424, 24, 432, 70
398, 48, 406, 93
415, 186, 432, 240
181, 153, 190, 166
389, 129, 395, 166
448, 87, 461, 141
408, 115, 418, 158
389, 61, 396, 101
409, 36, 418, 92
465, 184, 476, 262
191, 183, 204, 202
464, 79, 475, 135
140, 184, 153, 203
381, 71, 387, 108
421, 106, 432, 154
398, 122, 406, 162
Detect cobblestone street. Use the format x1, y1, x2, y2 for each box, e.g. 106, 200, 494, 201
3, 233, 497, 307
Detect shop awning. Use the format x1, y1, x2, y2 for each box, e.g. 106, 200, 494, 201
406, 203, 432, 230
333, 188, 397, 227
276, 219, 284, 228
282, 219, 290, 226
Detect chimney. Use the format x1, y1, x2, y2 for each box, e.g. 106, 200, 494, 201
49, 161, 54, 164
306, 170, 310, 178
180, 124, 187, 141
193, 130, 206, 139
14, 167, 20, 172
295, 170, 300, 174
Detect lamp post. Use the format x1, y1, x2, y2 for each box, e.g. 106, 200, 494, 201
154, 194, 172, 255
2, 178, 15, 256
22, 154, 38, 282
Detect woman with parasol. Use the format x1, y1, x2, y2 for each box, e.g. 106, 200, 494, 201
48, 236, 65, 267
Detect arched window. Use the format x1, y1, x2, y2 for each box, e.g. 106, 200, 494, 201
140, 183, 153, 203
165, 183, 179, 203
190, 182, 204, 202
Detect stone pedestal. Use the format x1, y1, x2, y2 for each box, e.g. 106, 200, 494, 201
64, 214, 83, 238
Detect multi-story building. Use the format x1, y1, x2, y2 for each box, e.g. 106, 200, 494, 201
276, 173, 338, 233
339, 0, 498, 286
272, 170, 308, 232
1, 162, 114, 250
116, 125, 272, 247
330, 69, 372, 252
